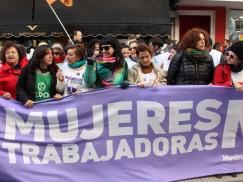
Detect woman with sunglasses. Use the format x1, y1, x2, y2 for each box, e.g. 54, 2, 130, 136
16, 45, 62, 108
84, 36, 128, 88
213, 41, 243, 91
56, 44, 90, 96
0, 42, 28, 100
51, 43, 66, 67
167, 28, 214, 85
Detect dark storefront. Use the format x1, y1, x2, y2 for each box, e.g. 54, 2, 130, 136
0, 0, 171, 47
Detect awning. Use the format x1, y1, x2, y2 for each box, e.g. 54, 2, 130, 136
0, 0, 171, 38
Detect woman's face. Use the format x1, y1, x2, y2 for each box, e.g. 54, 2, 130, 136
138, 51, 152, 67
66, 48, 79, 64
52, 48, 62, 59
226, 51, 239, 65
5, 47, 19, 67
100, 44, 115, 57
129, 42, 138, 58
121, 47, 130, 58
196, 33, 206, 51
43, 49, 53, 66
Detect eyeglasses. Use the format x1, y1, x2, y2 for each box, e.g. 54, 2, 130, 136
53, 52, 60, 56
5, 51, 17, 56
100, 45, 112, 51
225, 52, 235, 59
129, 47, 137, 51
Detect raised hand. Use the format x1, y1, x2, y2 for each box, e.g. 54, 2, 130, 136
56, 69, 64, 82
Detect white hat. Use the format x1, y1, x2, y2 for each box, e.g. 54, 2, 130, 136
52, 43, 64, 51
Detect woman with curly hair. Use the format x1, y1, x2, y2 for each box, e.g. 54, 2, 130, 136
167, 28, 214, 85
16, 45, 62, 108
84, 36, 128, 88
0, 42, 28, 99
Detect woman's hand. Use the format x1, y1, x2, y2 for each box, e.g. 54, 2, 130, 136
137, 82, 146, 88
24, 100, 34, 108
234, 82, 243, 92
2, 92, 11, 99
54, 94, 63, 100
56, 70, 64, 82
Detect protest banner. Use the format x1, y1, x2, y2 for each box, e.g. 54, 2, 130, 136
0, 86, 243, 182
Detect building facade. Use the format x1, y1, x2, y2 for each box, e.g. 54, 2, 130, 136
172, 0, 243, 44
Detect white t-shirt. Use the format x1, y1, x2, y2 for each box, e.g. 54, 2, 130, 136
153, 52, 170, 72
126, 58, 137, 69
209, 49, 222, 67
231, 70, 243, 84
57, 62, 89, 96
140, 70, 157, 86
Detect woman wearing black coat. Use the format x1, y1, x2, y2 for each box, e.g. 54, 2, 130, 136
167, 28, 214, 85
16, 45, 62, 108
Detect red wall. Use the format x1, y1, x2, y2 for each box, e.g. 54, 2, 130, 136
177, 6, 226, 44
179, 15, 211, 39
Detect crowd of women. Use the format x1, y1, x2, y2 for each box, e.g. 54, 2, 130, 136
1, 28, 243, 108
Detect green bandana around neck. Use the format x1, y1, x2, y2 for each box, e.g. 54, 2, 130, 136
185, 48, 208, 59
68, 59, 86, 68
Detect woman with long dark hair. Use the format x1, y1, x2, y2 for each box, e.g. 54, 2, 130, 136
84, 36, 128, 88
16, 45, 62, 108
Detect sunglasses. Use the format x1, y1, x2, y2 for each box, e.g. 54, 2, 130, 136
225, 52, 235, 59
100, 45, 112, 51
53, 52, 60, 56
129, 46, 137, 51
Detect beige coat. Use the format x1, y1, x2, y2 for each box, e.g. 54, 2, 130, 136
128, 63, 167, 85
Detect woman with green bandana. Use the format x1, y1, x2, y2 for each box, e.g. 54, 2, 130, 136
167, 28, 214, 85
56, 44, 90, 96
16, 45, 62, 108
84, 36, 128, 88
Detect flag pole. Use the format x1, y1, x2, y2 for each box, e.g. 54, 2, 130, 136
46, 1, 74, 45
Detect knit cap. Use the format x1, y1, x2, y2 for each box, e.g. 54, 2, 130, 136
229, 41, 243, 61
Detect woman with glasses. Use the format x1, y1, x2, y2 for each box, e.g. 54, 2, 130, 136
128, 44, 167, 87
129, 40, 138, 62
167, 28, 214, 85
213, 41, 243, 91
16, 45, 62, 108
51, 43, 66, 67
56, 44, 90, 96
84, 36, 128, 88
0, 42, 28, 100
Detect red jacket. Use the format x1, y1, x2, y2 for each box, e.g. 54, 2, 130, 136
213, 64, 233, 87
0, 57, 28, 99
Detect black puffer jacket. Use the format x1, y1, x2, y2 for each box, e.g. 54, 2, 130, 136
167, 52, 214, 85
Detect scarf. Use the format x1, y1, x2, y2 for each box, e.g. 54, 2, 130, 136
53, 57, 65, 64
185, 48, 209, 61
96, 56, 127, 87
68, 59, 86, 68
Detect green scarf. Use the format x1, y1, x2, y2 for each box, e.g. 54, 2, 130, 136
96, 57, 127, 87
185, 48, 209, 60
68, 59, 86, 68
